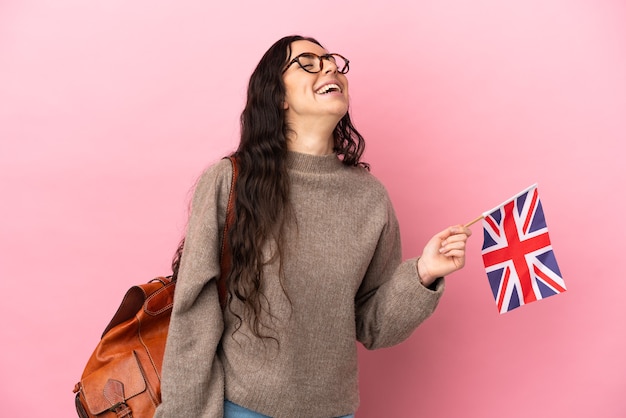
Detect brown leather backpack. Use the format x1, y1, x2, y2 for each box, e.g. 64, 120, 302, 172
73, 157, 238, 417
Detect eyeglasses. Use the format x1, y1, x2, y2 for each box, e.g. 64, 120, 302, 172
283, 53, 350, 74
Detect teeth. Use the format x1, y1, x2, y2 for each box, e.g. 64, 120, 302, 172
316, 84, 341, 94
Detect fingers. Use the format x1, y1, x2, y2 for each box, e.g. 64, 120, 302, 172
439, 239, 466, 255
436, 224, 472, 240
420, 224, 473, 281
439, 225, 472, 257
439, 225, 472, 246
451, 224, 472, 237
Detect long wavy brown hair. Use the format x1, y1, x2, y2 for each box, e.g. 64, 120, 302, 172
172, 35, 368, 340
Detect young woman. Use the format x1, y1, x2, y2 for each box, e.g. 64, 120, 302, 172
155, 35, 472, 418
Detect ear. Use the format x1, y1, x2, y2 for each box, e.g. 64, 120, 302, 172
283, 99, 289, 110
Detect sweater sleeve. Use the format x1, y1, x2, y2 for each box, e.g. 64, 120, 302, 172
355, 196, 445, 350
154, 159, 232, 418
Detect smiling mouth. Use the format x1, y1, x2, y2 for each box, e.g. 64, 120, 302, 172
316, 83, 342, 94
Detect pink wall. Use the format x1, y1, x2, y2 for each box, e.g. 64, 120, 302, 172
1, 0, 624, 416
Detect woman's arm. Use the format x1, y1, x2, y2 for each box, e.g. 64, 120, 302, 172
355, 198, 471, 350
155, 160, 233, 417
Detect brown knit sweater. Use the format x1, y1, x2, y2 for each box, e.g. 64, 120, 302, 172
155, 151, 444, 418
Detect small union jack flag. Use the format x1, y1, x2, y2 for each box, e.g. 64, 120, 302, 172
481, 184, 566, 313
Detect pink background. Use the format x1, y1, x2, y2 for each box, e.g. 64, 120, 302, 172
1, 0, 625, 417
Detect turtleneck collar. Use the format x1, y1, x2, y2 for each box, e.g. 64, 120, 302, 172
286, 151, 344, 174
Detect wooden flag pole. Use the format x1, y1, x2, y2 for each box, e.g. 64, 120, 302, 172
464, 215, 484, 228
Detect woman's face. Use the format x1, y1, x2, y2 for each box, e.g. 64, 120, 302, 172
282, 40, 349, 127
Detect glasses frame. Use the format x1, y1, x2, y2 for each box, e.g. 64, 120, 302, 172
282, 52, 350, 74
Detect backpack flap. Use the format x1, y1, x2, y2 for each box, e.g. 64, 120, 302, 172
102, 278, 170, 338
80, 351, 148, 415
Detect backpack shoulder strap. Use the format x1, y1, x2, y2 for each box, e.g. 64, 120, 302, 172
217, 156, 238, 309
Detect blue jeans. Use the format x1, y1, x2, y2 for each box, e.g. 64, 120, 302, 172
224, 400, 355, 418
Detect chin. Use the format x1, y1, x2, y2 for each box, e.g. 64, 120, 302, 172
328, 102, 349, 118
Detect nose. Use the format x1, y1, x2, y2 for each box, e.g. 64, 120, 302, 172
322, 57, 338, 74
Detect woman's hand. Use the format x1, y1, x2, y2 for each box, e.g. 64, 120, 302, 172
417, 225, 472, 287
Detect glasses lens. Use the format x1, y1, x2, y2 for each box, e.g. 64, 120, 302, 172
297, 54, 321, 73
329, 55, 349, 74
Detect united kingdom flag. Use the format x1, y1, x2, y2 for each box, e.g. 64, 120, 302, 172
481, 184, 566, 313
